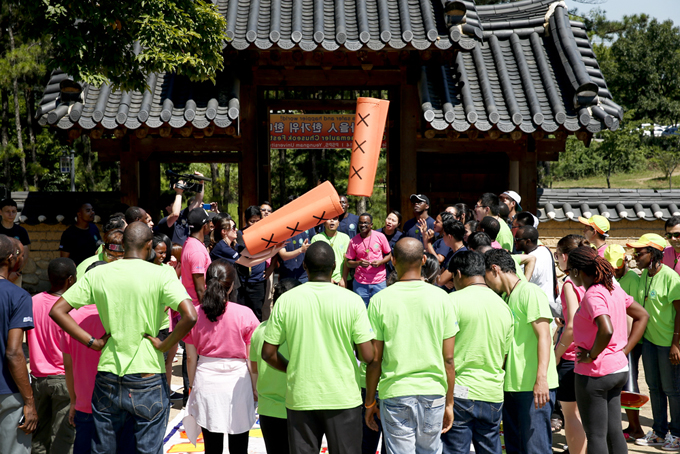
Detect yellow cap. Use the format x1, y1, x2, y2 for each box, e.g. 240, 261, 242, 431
578, 215, 610, 235
604, 244, 626, 269
626, 233, 667, 252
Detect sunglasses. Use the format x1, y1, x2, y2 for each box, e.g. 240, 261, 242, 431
634, 249, 650, 257
665, 232, 680, 239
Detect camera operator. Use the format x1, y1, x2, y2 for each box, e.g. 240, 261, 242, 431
156, 172, 206, 246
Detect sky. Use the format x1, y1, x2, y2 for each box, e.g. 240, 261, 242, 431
564, 0, 679, 26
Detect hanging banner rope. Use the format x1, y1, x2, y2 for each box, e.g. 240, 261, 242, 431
347, 97, 390, 197
242, 181, 344, 255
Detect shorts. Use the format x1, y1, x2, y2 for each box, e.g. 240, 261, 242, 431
556, 359, 576, 402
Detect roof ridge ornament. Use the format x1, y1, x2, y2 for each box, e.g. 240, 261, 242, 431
544, 1, 567, 35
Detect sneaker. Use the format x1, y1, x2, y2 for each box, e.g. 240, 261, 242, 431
663, 434, 680, 451
636, 431, 666, 446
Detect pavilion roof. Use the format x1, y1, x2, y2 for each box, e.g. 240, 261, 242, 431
37, 0, 622, 136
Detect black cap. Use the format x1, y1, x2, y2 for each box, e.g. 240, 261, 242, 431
409, 194, 430, 205
187, 208, 210, 229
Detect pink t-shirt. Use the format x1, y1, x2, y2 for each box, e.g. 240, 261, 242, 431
60, 305, 105, 413
185, 303, 259, 359
663, 247, 680, 276
573, 283, 633, 377
559, 277, 585, 362
27, 293, 65, 377
596, 244, 607, 258
345, 230, 392, 285
491, 241, 502, 250
181, 237, 211, 304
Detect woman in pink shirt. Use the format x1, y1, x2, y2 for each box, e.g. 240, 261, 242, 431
184, 260, 260, 454
567, 246, 648, 454
553, 234, 588, 454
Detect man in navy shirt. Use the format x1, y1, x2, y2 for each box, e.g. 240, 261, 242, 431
277, 229, 315, 283
58, 203, 102, 266
402, 194, 435, 243
337, 195, 360, 239
0, 234, 37, 453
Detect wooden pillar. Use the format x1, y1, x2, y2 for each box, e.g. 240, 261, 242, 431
399, 80, 418, 219
387, 87, 399, 212
519, 137, 538, 214
120, 136, 139, 207
256, 89, 271, 204
508, 160, 520, 193
240, 83, 258, 227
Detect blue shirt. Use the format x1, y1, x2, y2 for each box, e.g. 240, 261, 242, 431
402, 216, 435, 243
0, 280, 33, 395
378, 228, 403, 275
278, 229, 316, 283
433, 238, 451, 259
210, 240, 240, 266
338, 213, 360, 239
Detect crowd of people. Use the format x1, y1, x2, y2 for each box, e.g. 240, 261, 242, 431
0, 180, 679, 454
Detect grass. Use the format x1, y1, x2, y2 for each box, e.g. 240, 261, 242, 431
551, 169, 680, 189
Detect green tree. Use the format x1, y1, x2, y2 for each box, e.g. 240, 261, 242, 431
592, 14, 680, 124
26, 0, 227, 92
650, 136, 680, 189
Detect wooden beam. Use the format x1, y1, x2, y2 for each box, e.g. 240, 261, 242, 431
253, 69, 402, 87
257, 89, 271, 204
399, 78, 418, 220
267, 99, 360, 111
387, 87, 400, 212
415, 138, 527, 159
92, 137, 243, 161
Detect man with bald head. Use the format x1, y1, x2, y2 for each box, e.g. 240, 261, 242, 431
262, 242, 374, 454
364, 237, 457, 454
50, 222, 197, 454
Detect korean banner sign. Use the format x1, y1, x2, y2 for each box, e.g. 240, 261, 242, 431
269, 114, 387, 149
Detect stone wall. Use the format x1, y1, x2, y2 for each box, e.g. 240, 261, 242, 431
20, 223, 102, 295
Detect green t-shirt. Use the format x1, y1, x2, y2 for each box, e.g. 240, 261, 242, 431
367, 281, 458, 399
497, 221, 514, 252
76, 251, 106, 277
250, 321, 288, 419
310, 231, 351, 283
504, 280, 559, 392
618, 270, 639, 301
635, 265, 680, 347
511, 255, 527, 282
264, 282, 374, 410
449, 285, 514, 403
63, 259, 190, 376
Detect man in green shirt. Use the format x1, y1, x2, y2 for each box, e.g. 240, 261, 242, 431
484, 248, 558, 454
364, 237, 457, 454
443, 250, 514, 454
626, 234, 680, 448
473, 193, 513, 252
262, 242, 374, 454
310, 216, 350, 287
50, 222, 197, 454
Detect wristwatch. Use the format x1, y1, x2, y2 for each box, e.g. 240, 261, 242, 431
87, 336, 95, 348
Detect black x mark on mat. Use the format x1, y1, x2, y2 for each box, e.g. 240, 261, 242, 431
358, 112, 370, 127
286, 222, 303, 237
313, 211, 330, 225
260, 233, 276, 248
351, 166, 364, 180
353, 140, 366, 154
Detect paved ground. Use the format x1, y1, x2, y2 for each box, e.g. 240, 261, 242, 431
169, 354, 665, 453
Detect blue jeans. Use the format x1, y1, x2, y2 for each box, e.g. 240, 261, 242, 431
642, 339, 680, 438
380, 395, 445, 454
502, 390, 555, 454
353, 280, 386, 307
441, 399, 503, 454
91, 372, 169, 454
74, 411, 136, 454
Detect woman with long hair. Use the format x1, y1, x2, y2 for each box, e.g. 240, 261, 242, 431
210, 214, 284, 320
567, 246, 648, 453
378, 210, 403, 276
454, 203, 473, 225
553, 235, 590, 454
185, 260, 260, 454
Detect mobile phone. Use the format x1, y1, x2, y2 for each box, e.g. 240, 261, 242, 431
203, 203, 211, 210
18, 412, 25, 426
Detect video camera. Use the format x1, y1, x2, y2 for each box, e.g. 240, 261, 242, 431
166, 170, 212, 192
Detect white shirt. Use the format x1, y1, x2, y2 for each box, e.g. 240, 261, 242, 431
528, 246, 560, 316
